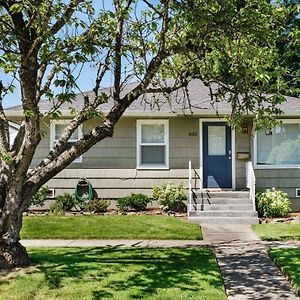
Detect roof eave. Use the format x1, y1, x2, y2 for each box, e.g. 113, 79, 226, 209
5, 109, 300, 118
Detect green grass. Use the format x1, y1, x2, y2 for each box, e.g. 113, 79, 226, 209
0, 247, 226, 300
268, 248, 300, 296
252, 223, 300, 241
21, 215, 201, 240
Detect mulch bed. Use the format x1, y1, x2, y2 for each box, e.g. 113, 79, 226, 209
24, 208, 187, 218
260, 212, 300, 224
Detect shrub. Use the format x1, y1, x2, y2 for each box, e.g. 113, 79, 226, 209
54, 193, 76, 211
256, 188, 291, 218
85, 199, 110, 213
26, 186, 50, 209
117, 194, 151, 211
49, 202, 65, 215
152, 182, 186, 212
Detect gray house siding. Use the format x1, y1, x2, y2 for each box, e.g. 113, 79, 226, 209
31, 117, 200, 169
9, 115, 300, 210
34, 116, 250, 197
47, 169, 189, 198
235, 127, 252, 189
34, 117, 200, 197
255, 169, 300, 211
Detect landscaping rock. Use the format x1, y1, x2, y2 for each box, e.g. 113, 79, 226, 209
82, 212, 92, 216
291, 217, 300, 223
260, 212, 300, 224
24, 207, 188, 218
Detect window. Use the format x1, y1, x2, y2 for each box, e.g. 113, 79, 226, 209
137, 120, 169, 169
50, 120, 83, 163
208, 126, 226, 155
255, 120, 300, 168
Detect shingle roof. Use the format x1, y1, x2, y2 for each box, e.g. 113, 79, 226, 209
5, 79, 300, 116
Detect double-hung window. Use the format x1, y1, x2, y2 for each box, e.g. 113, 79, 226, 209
50, 120, 83, 163
137, 120, 169, 169
254, 120, 300, 168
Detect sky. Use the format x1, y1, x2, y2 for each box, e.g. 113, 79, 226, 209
1, 62, 109, 109
1, 0, 159, 108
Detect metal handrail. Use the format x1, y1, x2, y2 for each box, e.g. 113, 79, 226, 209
188, 161, 202, 216
246, 161, 256, 211
188, 161, 192, 216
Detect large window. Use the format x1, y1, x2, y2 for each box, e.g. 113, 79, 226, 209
255, 120, 300, 168
50, 120, 83, 163
137, 120, 169, 169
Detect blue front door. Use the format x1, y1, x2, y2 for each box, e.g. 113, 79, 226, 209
203, 122, 232, 188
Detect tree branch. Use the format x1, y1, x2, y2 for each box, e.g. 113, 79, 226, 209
25, 2, 172, 192
23, 0, 84, 65
10, 121, 25, 157
144, 80, 188, 94
0, 81, 9, 151
50, 0, 84, 35
113, 0, 124, 103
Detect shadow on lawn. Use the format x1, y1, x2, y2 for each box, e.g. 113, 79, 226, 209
29, 247, 223, 299
269, 248, 300, 296
215, 242, 299, 300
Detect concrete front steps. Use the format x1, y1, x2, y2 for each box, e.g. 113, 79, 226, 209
188, 191, 259, 224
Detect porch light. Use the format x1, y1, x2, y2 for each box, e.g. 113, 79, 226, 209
265, 129, 272, 136
241, 124, 249, 134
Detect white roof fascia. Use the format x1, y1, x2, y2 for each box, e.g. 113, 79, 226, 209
5, 109, 300, 118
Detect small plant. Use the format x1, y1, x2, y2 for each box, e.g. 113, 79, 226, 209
49, 202, 65, 215
26, 186, 50, 209
117, 194, 151, 211
152, 182, 186, 212
85, 199, 110, 213
54, 193, 76, 211
256, 187, 291, 218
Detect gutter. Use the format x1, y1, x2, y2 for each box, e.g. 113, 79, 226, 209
5, 109, 300, 118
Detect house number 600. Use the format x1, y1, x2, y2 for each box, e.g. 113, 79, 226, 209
189, 132, 198, 136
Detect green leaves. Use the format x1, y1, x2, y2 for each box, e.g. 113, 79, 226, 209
0, 149, 13, 165
1, 0, 297, 132
167, 0, 298, 128
23, 110, 35, 118
9, 2, 25, 13
50, 110, 62, 120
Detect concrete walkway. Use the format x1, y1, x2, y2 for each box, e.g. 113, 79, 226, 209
202, 224, 299, 300
21, 239, 209, 248
263, 240, 300, 249
201, 224, 259, 242
20, 226, 299, 299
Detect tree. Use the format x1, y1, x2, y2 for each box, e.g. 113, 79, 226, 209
0, 0, 294, 267
276, 0, 300, 97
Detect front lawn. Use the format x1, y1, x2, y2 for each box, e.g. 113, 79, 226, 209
252, 223, 300, 241
268, 248, 300, 296
0, 247, 225, 300
21, 215, 201, 240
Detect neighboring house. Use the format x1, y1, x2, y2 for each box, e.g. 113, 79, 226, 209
5, 80, 300, 222
8, 121, 20, 147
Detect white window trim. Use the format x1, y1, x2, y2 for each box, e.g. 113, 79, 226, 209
136, 119, 169, 169
253, 119, 300, 169
50, 120, 83, 163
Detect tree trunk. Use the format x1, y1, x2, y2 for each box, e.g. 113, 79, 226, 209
0, 239, 30, 268
0, 188, 31, 268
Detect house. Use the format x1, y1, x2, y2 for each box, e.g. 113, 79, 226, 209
5, 80, 300, 223
8, 121, 20, 146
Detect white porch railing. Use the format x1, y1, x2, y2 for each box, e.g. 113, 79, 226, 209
188, 161, 192, 216
246, 161, 256, 211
